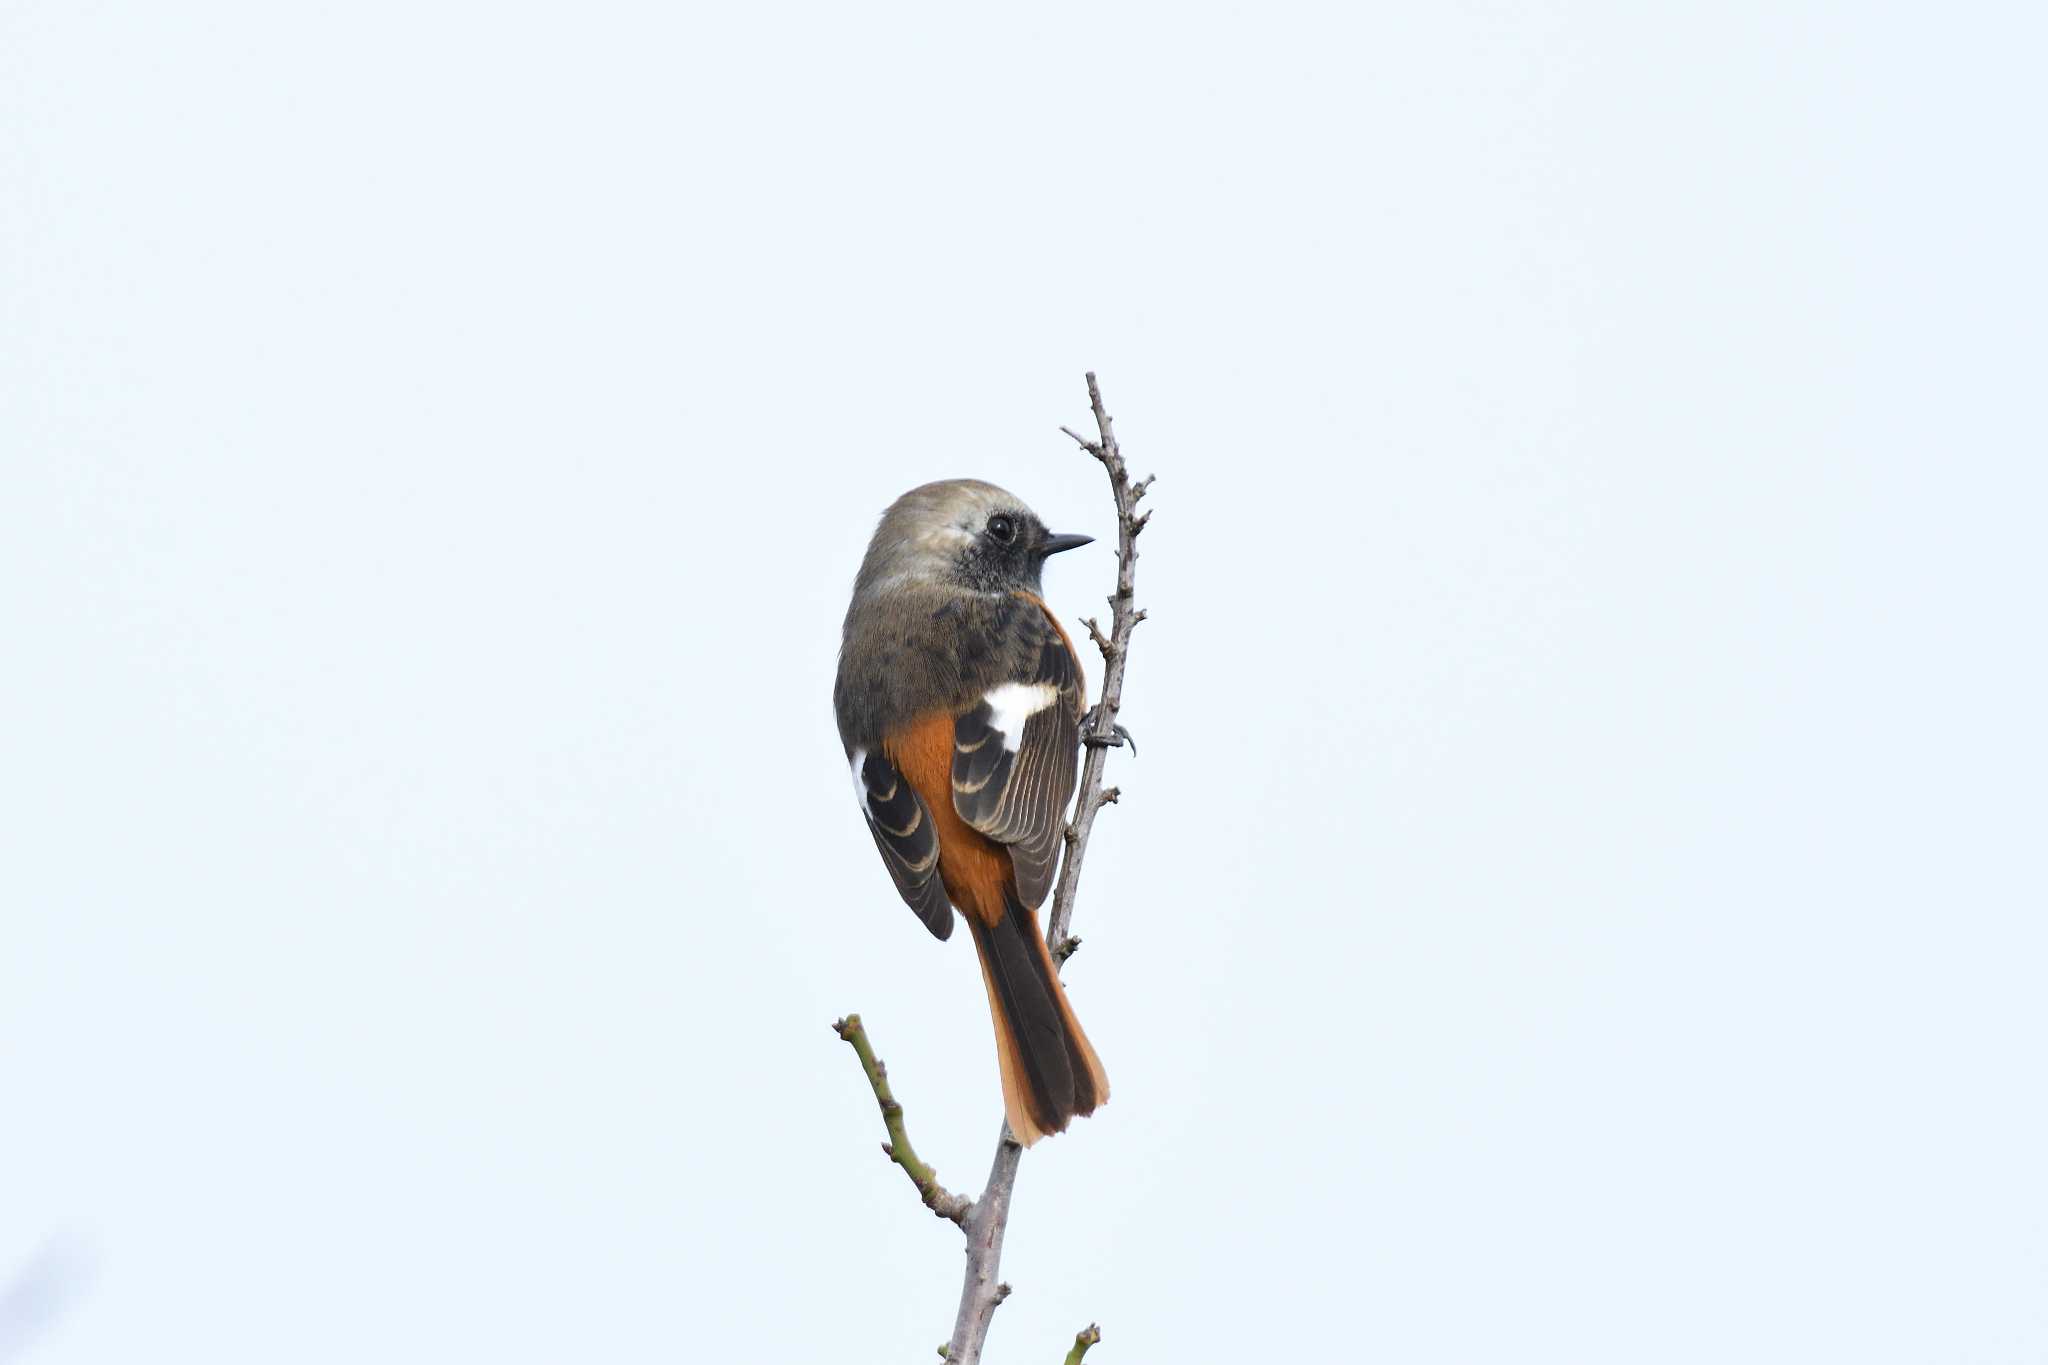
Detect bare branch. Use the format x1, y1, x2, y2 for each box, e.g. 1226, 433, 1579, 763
1045, 372, 1149, 955
945, 1132, 1023, 1360
1082, 616, 1113, 658
832, 1016, 972, 1225
1064, 1324, 1104, 1364
944, 373, 1151, 1365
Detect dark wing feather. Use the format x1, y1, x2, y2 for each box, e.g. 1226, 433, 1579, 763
856, 748, 953, 939
952, 607, 1084, 908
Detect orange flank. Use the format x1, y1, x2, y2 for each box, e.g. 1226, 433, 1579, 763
884, 710, 1013, 930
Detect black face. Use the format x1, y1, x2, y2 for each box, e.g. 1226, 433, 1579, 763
954, 509, 1092, 594
956, 508, 1040, 592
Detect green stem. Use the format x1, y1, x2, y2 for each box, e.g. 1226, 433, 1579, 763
833, 1015, 973, 1225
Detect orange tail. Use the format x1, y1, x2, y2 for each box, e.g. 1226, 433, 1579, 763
967, 886, 1110, 1145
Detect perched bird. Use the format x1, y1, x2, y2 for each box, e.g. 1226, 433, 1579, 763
835, 479, 1110, 1145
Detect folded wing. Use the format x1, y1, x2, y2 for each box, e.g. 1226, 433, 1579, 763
852, 747, 953, 939
951, 604, 1085, 908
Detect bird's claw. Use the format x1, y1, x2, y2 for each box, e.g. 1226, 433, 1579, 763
1080, 707, 1138, 756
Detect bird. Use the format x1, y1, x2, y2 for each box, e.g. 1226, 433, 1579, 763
834, 478, 1110, 1145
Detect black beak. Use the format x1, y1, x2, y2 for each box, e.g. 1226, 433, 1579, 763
1039, 531, 1094, 557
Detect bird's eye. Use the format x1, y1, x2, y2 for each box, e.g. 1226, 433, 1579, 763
986, 514, 1017, 544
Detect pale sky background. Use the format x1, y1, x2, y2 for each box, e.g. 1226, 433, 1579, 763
4, 2, 2045, 1361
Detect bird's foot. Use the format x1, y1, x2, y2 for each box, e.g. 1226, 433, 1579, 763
1081, 707, 1137, 756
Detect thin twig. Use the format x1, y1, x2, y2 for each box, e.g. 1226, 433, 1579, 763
1046, 371, 1150, 958
1082, 616, 1113, 657
832, 1015, 972, 1225
1064, 1324, 1103, 1364
944, 373, 1150, 1365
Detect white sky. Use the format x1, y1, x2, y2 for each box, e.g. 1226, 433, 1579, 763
4, 2, 2045, 1360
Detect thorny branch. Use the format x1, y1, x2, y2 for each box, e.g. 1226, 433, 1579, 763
1050, 371, 1151, 966
838, 373, 1150, 1365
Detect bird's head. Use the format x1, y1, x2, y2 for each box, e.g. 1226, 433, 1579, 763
856, 479, 1092, 598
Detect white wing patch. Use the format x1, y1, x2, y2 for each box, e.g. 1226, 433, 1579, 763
983, 682, 1059, 753
849, 748, 870, 815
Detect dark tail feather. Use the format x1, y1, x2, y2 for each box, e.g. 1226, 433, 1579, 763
968, 887, 1109, 1145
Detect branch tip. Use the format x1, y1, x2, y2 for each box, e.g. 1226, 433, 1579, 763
835, 1013, 971, 1225
1047, 368, 1148, 960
